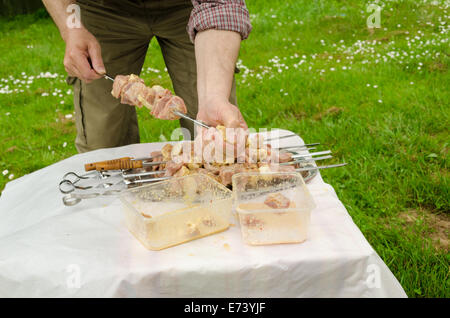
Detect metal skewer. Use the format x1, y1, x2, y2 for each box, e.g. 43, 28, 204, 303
295, 163, 348, 172
141, 160, 166, 167
284, 147, 317, 154
264, 133, 298, 142
274, 143, 320, 150
122, 170, 167, 179
281, 155, 333, 165
172, 110, 211, 129
124, 176, 171, 185
291, 150, 332, 159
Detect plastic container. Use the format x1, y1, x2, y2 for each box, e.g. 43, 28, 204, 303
120, 173, 232, 250
232, 171, 315, 245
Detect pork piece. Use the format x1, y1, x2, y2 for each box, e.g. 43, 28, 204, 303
152, 85, 171, 105
271, 150, 292, 163
151, 94, 172, 119
197, 168, 222, 183
247, 133, 265, 149
138, 86, 156, 109
150, 150, 163, 162
150, 150, 162, 158
121, 81, 148, 107
149, 151, 164, 171
161, 144, 173, 161
216, 125, 226, 139
170, 141, 196, 165
257, 163, 296, 174
264, 192, 291, 209
247, 148, 270, 163
111, 75, 129, 98
243, 163, 259, 171
114, 74, 146, 104
279, 151, 292, 163
150, 151, 163, 164
204, 163, 221, 175
186, 163, 200, 170
164, 161, 183, 177
158, 96, 187, 120
196, 168, 209, 175
128, 74, 145, 84
194, 127, 231, 163
218, 167, 234, 186
183, 141, 196, 164
218, 164, 245, 186
174, 165, 190, 178
169, 143, 183, 160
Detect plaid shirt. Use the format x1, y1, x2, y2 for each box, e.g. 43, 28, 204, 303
188, 0, 252, 42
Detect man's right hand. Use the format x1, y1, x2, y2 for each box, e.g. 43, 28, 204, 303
63, 28, 106, 83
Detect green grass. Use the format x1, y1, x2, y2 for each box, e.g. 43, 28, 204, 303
0, 0, 448, 297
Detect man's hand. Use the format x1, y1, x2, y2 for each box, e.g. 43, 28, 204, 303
42, 0, 106, 83
63, 28, 105, 83
197, 98, 248, 129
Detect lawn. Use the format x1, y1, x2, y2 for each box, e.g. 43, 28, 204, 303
0, 0, 448, 297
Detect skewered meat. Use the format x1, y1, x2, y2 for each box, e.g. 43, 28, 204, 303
219, 164, 245, 186
149, 151, 164, 172
121, 81, 147, 106
150, 128, 304, 187
247, 133, 265, 149
174, 166, 190, 178
278, 151, 293, 163
111, 75, 131, 98
243, 163, 259, 171
204, 163, 221, 175
197, 168, 222, 183
150, 150, 162, 158
186, 163, 200, 170
164, 161, 183, 177
155, 96, 185, 120
161, 144, 173, 162
258, 163, 296, 173
111, 74, 187, 120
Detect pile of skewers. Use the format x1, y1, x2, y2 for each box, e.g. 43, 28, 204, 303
59, 131, 345, 206
58, 73, 347, 206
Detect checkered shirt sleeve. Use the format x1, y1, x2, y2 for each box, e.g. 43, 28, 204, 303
188, 0, 252, 42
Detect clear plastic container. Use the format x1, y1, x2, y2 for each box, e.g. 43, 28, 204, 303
232, 172, 315, 245
120, 173, 232, 250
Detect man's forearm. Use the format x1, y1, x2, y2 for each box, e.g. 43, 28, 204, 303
42, 0, 79, 40
195, 29, 241, 106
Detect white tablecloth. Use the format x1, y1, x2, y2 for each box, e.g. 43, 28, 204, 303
0, 130, 406, 297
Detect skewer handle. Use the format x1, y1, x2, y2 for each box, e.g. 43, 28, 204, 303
95, 159, 143, 171
85, 157, 133, 171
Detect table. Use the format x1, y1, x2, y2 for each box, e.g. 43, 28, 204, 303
0, 130, 407, 297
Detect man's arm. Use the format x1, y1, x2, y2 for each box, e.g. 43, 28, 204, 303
42, 0, 105, 82
188, 0, 252, 128
195, 30, 247, 128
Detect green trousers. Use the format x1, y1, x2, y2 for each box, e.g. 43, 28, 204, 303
71, 0, 237, 153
